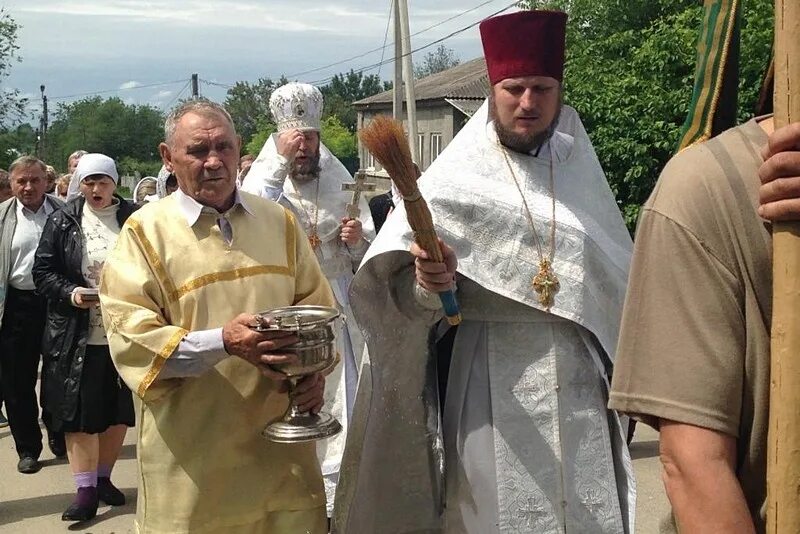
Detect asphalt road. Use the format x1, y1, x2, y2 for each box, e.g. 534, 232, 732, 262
0, 412, 669, 533
0, 421, 137, 534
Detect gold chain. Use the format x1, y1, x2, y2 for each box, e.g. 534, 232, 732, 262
499, 141, 560, 309
290, 177, 321, 249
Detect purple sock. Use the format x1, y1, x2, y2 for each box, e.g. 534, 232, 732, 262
75, 486, 98, 507
74, 471, 97, 489
98, 464, 112, 479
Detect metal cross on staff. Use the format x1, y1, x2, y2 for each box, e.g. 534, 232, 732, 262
341, 169, 377, 219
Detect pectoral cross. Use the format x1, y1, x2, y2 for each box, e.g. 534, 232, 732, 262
308, 233, 322, 249
532, 258, 560, 310
341, 170, 377, 220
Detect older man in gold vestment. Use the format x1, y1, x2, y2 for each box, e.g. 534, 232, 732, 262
99, 99, 334, 533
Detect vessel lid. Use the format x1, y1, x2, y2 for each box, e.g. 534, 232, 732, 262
253, 305, 340, 332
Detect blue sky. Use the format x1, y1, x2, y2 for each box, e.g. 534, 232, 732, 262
6, 0, 518, 120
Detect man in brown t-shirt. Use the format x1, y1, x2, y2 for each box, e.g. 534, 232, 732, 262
609, 119, 800, 533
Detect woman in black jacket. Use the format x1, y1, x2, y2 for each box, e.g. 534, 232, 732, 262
33, 154, 136, 522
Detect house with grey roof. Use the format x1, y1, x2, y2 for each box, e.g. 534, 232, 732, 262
354, 57, 489, 173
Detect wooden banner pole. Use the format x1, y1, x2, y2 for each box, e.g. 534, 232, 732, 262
767, 1, 800, 532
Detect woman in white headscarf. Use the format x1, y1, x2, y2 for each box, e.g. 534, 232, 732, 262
132, 176, 158, 205
33, 153, 136, 522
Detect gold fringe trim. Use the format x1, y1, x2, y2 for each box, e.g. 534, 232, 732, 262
284, 209, 297, 277
126, 218, 179, 303
137, 328, 187, 398
703, 0, 739, 142
681, 0, 739, 151
171, 265, 293, 301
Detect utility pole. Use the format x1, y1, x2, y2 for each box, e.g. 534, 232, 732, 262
392, 0, 403, 120
191, 74, 199, 98
38, 85, 48, 162
397, 0, 419, 164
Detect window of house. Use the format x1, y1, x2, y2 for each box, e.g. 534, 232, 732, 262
431, 133, 443, 162
417, 134, 425, 167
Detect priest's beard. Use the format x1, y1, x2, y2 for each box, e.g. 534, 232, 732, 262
490, 97, 562, 155
290, 150, 321, 183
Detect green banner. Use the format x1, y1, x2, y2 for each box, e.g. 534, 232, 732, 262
677, 0, 741, 151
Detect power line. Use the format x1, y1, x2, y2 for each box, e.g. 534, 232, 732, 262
20, 78, 194, 117
286, 0, 504, 79
307, 1, 518, 86
48, 79, 187, 102
163, 80, 191, 110
376, 0, 395, 79
201, 79, 234, 90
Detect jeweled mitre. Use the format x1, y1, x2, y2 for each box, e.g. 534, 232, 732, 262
270, 82, 324, 132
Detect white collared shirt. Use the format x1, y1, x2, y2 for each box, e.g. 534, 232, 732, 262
9, 199, 54, 290
173, 188, 255, 245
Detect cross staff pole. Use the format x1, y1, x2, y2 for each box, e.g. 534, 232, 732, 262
342, 170, 377, 220
767, 1, 800, 532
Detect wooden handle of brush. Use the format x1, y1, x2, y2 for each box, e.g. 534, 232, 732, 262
412, 229, 462, 325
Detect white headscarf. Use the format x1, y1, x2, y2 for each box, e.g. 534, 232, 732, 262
133, 176, 159, 203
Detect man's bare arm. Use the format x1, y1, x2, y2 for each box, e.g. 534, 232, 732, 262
659, 420, 756, 534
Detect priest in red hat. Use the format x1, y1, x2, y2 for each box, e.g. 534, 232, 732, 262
333, 10, 635, 533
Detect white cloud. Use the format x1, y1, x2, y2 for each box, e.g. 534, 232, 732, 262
10, 0, 496, 38
119, 80, 141, 90
16, 0, 382, 34
154, 90, 173, 99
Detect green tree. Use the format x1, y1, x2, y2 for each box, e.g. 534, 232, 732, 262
224, 76, 287, 150
245, 115, 358, 172
0, 9, 26, 127
322, 115, 357, 158
245, 124, 276, 157
0, 123, 35, 168
520, 0, 773, 228
320, 70, 391, 131
46, 96, 164, 171
0, 9, 31, 168
414, 45, 460, 79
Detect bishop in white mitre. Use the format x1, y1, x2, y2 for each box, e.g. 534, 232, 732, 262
241, 82, 374, 515
333, 11, 636, 534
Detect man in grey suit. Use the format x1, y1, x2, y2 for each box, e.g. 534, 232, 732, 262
0, 155, 65, 473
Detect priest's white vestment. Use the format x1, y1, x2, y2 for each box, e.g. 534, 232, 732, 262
333, 103, 636, 533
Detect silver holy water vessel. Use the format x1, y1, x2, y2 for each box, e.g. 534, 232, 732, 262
253, 305, 343, 443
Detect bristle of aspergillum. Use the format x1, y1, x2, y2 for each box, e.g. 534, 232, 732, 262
359, 115, 417, 196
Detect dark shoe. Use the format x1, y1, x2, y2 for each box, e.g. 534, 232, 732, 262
0, 411, 8, 428
17, 455, 41, 474
62, 486, 98, 522
97, 477, 125, 506
48, 432, 67, 458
